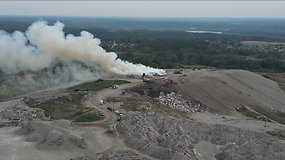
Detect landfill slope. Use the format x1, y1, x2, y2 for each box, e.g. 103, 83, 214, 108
117, 112, 285, 160
72, 150, 150, 160
0, 69, 285, 160
167, 69, 285, 114
0, 120, 112, 160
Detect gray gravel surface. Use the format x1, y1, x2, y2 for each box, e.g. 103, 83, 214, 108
72, 150, 150, 160
117, 112, 285, 160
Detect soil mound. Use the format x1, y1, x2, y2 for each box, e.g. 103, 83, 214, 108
15, 120, 87, 151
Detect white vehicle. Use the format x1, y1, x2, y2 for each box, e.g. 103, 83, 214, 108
99, 100, 104, 105
114, 110, 120, 115
109, 125, 115, 132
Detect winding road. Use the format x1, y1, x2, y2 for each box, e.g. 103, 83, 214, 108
71, 78, 160, 160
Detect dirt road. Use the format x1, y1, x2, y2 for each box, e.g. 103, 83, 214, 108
71, 78, 160, 160
72, 78, 142, 128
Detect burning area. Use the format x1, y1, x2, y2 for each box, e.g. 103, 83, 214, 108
0, 21, 166, 100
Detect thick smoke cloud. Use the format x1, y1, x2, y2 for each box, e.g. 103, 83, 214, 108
0, 21, 166, 100
0, 21, 166, 76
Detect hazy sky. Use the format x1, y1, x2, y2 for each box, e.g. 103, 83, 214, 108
0, 1, 285, 18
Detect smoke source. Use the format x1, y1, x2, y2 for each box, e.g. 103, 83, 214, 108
0, 21, 166, 76
0, 21, 166, 100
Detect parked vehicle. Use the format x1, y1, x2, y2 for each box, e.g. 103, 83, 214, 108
174, 69, 183, 74
114, 110, 120, 115
109, 125, 115, 132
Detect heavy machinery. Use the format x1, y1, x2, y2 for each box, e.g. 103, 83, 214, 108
174, 69, 183, 74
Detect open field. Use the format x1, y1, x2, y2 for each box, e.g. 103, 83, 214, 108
241, 41, 285, 46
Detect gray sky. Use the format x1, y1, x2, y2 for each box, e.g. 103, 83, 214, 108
0, 1, 285, 18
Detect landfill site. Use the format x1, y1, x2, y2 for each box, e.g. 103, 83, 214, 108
1, 69, 285, 160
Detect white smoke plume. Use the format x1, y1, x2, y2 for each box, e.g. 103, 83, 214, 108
0, 21, 166, 76
0, 21, 166, 100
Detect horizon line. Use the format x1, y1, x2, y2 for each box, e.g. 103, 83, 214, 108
1, 15, 285, 20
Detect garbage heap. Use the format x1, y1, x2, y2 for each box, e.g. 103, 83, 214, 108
0, 99, 48, 123
155, 92, 208, 113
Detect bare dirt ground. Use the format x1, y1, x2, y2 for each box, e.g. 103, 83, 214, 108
1, 69, 285, 160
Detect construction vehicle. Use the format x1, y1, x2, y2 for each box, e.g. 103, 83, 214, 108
99, 112, 104, 117
174, 69, 183, 74
107, 107, 114, 111
114, 110, 120, 115
142, 73, 149, 82
109, 125, 115, 133
112, 85, 118, 89
167, 79, 174, 83
11, 118, 22, 126
11, 118, 21, 123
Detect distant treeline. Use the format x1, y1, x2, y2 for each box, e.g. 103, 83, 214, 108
2, 16, 285, 39
1, 17, 285, 72
110, 38, 285, 72
89, 29, 285, 72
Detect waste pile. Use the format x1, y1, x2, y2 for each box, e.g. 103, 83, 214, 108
117, 112, 285, 160
155, 92, 208, 113
72, 150, 150, 160
0, 99, 47, 123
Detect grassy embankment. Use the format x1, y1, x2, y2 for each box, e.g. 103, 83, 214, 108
236, 105, 285, 125
241, 41, 285, 46
259, 72, 285, 92
31, 80, 129, 122
266, 129, 285, 140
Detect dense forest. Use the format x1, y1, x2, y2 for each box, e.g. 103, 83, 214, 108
89, 29, 285, 72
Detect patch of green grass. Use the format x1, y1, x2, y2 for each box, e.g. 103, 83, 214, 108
73, 113, 103, 122
177, 64, 213, 69
71, 108, 93, 117
30, 93, 85, 119
70, 93, 85, 105
235, 106, 272, 122
267, 129, 285, 140
251, 105, 285, 125
243, 42, 272, 46
68, 80, 130, 91
31, 79, 129, 120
